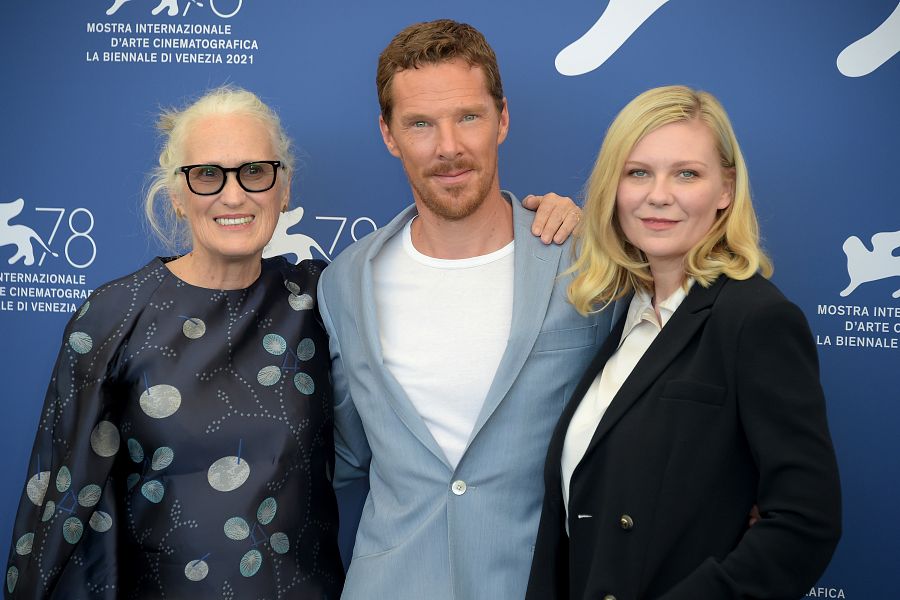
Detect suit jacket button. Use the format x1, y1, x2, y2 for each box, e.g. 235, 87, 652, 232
619, 514, 634, 530
451, 480, 467, 495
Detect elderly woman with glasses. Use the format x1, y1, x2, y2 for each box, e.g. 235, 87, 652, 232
2, 87, 342, 599
4, 86, 580, 599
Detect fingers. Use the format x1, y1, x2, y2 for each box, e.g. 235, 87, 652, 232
552, 208, 582, 244
525, 194, 552, 238
748, 504, 761, 528
527, 193, 581, 244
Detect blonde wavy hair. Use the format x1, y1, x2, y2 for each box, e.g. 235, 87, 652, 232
568, 85, 772, 315
143, 86, 294, 251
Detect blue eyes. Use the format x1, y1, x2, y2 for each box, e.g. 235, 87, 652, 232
409, 115, 477, 128
627, 169, 699, 179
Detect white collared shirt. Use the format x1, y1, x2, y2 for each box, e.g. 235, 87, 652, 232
561, 280, 694, 523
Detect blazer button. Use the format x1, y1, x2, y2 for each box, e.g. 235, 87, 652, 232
451, 480, 467, 495
619, 514, 634, 530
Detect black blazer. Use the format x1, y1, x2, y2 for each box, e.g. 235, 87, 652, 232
526, 275, 841, 600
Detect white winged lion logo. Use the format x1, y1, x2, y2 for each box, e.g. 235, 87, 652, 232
0, 198, 59, 266
262, 207, 327, 264
107, 0, 179, 16
840, 230, 900, 298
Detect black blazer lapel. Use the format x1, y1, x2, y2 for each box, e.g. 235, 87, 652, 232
582, 277, 728, 458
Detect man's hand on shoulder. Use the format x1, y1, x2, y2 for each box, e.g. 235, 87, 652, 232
522, 193, 582, 245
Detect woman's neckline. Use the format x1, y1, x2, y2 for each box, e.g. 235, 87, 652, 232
158, 255, 268, 292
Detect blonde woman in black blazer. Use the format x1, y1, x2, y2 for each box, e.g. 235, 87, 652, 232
526, 86, 841, 600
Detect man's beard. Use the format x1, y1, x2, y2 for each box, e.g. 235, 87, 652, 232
408, 160, 494, 221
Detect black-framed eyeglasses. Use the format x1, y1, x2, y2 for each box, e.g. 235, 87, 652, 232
177, 160, 282, 195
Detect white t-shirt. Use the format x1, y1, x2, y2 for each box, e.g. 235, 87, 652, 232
372, 218, 515, 469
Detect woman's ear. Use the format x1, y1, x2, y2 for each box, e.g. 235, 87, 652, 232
171, 195, 186, 219
280, 173, 291, 212
718, 167, 736, 210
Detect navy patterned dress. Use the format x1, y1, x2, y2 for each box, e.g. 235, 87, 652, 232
4, 257, 343, 599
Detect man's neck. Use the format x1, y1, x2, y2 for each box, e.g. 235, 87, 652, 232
410, 190, 514, 259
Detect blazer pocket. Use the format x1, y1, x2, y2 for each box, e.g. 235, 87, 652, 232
659, 379, 726, 407
351, 543, 398, 561
532, 324, 598, 353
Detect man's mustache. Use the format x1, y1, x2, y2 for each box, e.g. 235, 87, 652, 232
427, 161, 477, 177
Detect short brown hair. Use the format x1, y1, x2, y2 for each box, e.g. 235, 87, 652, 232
376, 19, 505, 124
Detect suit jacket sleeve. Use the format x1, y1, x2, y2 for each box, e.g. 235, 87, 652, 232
317, 272, 371, 490
660, 297, 842, 599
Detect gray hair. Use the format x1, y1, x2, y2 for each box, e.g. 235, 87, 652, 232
143, 86, 294, 251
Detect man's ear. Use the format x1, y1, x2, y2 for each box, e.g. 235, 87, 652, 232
497, 97, 510, 145
379, 114, 401, 158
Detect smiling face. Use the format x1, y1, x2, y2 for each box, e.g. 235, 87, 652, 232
172, 113, 288, 271
616, 118, 733, 277
379, 59, 509, 221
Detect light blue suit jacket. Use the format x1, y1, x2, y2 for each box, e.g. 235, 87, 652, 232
318, 192, 617, 600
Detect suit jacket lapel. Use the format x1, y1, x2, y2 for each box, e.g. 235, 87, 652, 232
582, 277, 727, 457
544, 304, 629, 491
469, 193, 563, 439
354, 204, 453, 469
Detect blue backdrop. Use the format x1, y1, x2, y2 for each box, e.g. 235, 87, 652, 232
2, 2, 898, 597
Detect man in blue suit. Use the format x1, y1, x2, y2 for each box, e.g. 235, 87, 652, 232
318, 19, 615, 599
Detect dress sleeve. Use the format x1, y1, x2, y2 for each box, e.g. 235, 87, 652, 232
660, 298, 842, 599
317, 273, 371, 489
5, 299, 124, 599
